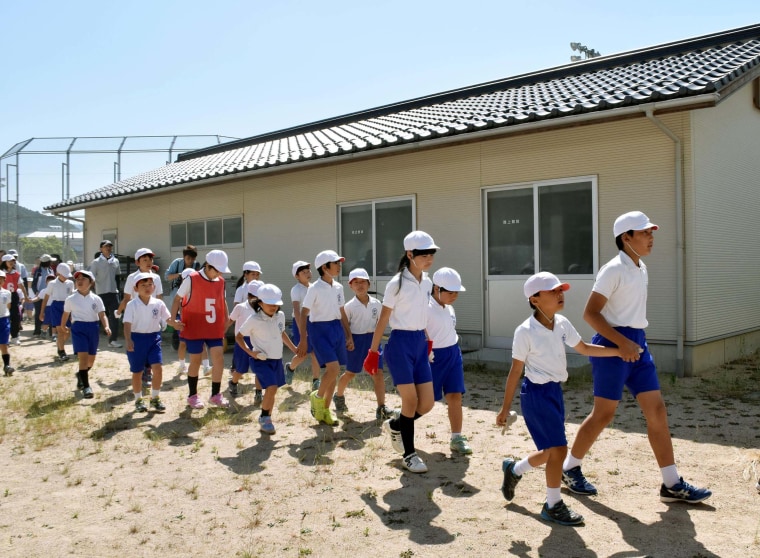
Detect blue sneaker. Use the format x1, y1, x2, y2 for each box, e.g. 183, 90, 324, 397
540, 500, 584, 526
562, 466, 597, 495
501, 458, 522, 501
258, 415, 276, 434
659, 478, 712, 504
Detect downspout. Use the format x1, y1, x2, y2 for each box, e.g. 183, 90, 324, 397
644, 107, 685, 377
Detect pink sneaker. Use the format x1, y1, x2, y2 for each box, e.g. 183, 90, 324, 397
187, 394, 205, 409
209, 393, 229, 408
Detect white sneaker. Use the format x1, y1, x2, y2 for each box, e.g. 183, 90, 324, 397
13, 338, 21, 346
108, 340, 123, 348
177, 361, 186, 374
203, 365, 211, 376
403, 452, 428, 473
383, 418, 404, 454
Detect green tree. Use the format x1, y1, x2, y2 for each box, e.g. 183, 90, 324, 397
19, 236, 76, 265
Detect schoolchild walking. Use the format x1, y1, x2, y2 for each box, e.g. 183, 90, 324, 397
496, 272, 623, 526
233, 261, 262, 304
287, 261, 322, 389
123, 272, 176, 413
60, 270, 111, 399
0, 254, 29, 346
173, 268, 210, 376
303, 250, 353, 426
0, 271, 14, 376
561, 211, 712, 504
31, 254, 56, 337
41, 262, 74, 361
333, 268, 394, 420
364, 231, 438, 473
171, 250, 231, 409
226, 279, 265, 403
36, 275, 56, 339
427, 267, 471, 454
236, 284, 299, 434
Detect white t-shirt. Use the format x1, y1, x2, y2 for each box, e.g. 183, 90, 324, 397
239, 310, 287, 359
63, 291, 105, 323
229, 301, 256, 335
176, 269, 219, 298
124, 296, 171, 333
512, 314, 582, 384
426, 300, 458, 349
0, 288, 10, 318
48, 278, 74, 302
124, 269, 164, 298
382, 268, 432, 331
302, 278, 344, 322
592, 251, 648, 329
233, 283, 248, 305
290, 282, 309, 318
344, 295, 382, 334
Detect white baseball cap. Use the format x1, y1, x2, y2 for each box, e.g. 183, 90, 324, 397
132, 271, 156, 290
403, 230, 439, 251
523, 272, 570, 299
315, 250, 344, 269
0, 270, 5, 278
1, 254, 14, 262
433, 267, 466, 292
74, 270, 95, 282
292, 260, 310, 277
348, 268, 371, 283
256, 283, 283, 305
134, 247, 155, 260
8, 249, 18, 256
180, 268, 195, 279
243, 261, 262, 273
56, 262, 72, 278
246, 280, 264, 297
613, 211, 659, 237
40, 254, 57, 263
205, 250, 230, 273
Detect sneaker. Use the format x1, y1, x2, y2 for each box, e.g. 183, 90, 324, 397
309, 390, 325, 422
562, 466, 597, 495
383, 418, 404, 454
150, 397, 166, 412
500, 458, 522, 501
177, 361, 186, 374
253, 390, 263, 407
403, 452, 428, 473
208, 393, 229, 408
202, 365, 211, 376
228, 380, 239, 397
659, 478, 712, 504
284, 363, 294, 385
58, 352, 69, 362
82, 386, 94, 399
76, 372, 84, 390
311, 378, 320, 391
333, 394, 348, 414
258, 415, 276, 434
13, 338, 21, 346
187, 394, 205, 409
376, 405, 395, 420
135, 398, 148, 412
321, 407, 337, 426
3, 365, 14, 376
450, 434, 473, 455
540, 500, 584, 526
108, 340, 123, 348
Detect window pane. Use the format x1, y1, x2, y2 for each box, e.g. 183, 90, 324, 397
340, 205, 373, 275
187, 221, 205, 246
538, 182, 593, 274
376, 200, 413, 276
206, 219, 223, 245
170, 223, 186, 248
223, 217, 242, 244
487, 189, 534, 275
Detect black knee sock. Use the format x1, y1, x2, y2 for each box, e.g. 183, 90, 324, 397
79, 369, 90, 389
2, 354, 9, 366
261, 409, 271, 417
414, 412, 422, 420
188, 376, 199, 396
211, 381, 221, 396
399, 413, 415, 457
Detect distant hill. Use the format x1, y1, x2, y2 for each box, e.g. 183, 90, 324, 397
0, 201, 81, 234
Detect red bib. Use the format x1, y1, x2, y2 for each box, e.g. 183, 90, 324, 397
181, 272, 226, 339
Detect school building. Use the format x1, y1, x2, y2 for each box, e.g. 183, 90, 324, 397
46, 23, 760, 376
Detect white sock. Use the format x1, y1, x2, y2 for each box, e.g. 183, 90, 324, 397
546, 486, 562, 508
661, 464, 680, 487
202, 359, 209, 368
563, 453, 583, 471
450, 432, 461, 440
513, 457, 533, 477
133, 391, 142, 400
151, 389, 160, 398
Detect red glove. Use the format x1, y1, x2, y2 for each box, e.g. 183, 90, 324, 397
427, 340, 434, 355
363, 350, 380, 375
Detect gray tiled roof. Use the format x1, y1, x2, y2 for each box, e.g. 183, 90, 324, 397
47, 23, 760, 211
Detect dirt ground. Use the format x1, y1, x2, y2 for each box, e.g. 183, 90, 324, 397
0, 327, 758, 558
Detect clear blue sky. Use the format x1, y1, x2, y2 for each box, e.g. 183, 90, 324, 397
1, 0, 757, 212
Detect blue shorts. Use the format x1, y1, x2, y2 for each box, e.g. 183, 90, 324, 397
49, 300, 66, 328
430, 344, 465, 401
307, 319, 346, 367
233, 337, 253, 374
346, 332, 384, 373
589, 327, 659, 400
521, 378, 567, 450
291, 319, 313, 353
0, 316, 9, 345
384, 329, 432, 386
185, 337, 223, 354
127, 332, 163, 372
71, 321, 100, 355
252, 358, 286, 389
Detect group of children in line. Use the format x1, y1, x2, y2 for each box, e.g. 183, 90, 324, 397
1, 210, 714, 527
